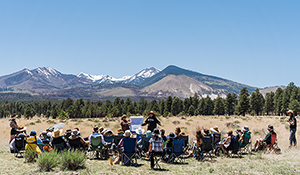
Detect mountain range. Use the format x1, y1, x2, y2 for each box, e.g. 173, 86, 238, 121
0, 65, 274, 100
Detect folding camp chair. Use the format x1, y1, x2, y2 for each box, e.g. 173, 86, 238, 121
150, 151, 162, 169
88, 135, 106, 159
104, 135, 114, 148
264, 134, 278, 154
69, 138, 85, 151
226, 135, 241, 158
176, 135, 189, 154
14, 136, 26, 158
239, 132, 252, 154
201, 136, 214, 160
138, 136, 150, 159
168, 139, 184, 163
121, 138, 138, 166
53, 142, 67, 152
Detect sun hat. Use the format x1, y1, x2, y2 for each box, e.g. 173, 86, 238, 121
210, 125, 219, 133
101, 128, 107, 134
152, 128, 160, 137
123, 130, 132, 137
121, 115, 127, 119
146, 130, 152, 138
52, 129, 63, 138
287, 110, 294, 114
236, 129, 242, 133
99, 127, 104, 133
148, 111, 155, 115
74, 127, 80, 131
10, 113, 18, 120
104, 128, 113, 135
168, 132, 177, 139
242, 126, 249, 132
117, 128, 124, 134
268, 125, 274, 131
71, 129, 79, 136
135, 127, 145, 135
16, 125, 26, 132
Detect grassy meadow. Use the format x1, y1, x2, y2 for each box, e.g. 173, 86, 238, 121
1, 115, 299, 175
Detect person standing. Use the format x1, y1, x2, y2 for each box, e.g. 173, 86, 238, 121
148, 128, 163, 169
141, 111, 161, 132
9, 114, 18, 144
287, 110, 297, 147
120, 115, 131, 132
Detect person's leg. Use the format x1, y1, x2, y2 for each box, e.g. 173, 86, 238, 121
290, 128, 297, 146
220, 143, 226, 154
150, 152, 154, 168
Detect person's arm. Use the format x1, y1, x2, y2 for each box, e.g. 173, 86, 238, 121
290, 119, 296, 126
101, 135, 105, 145
155, 117, 161, 126
263, 133, 271, 142
223, 137, 230, 145
239, 134, 244, 142
88, 135, 92, 145
141, 118, 148, 126
118, 139, 123, 148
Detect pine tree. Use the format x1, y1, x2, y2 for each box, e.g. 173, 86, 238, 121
250, 88, 265, 116
214, 96, 225, 115
159, 100, 165, 115
191, 93, 199, 108
264, 92, 275, 115
236, 87, 250, 116
150, 100, 160, 114
188, 105, 195, 116
197, 98, 206, 115
274, 87, 284, 115
289, 100, 300, 115
183, 98, 190, 113
164, 96, 173, 114
171, 97, 183, 116
204, 95, 214, 115
225, 93, 236, 116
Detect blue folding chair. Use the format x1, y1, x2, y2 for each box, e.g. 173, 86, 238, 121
14, 136, 26, 158
104, 135, 114, 149
121, 138, 138, 166
201, 136, 214, 160
168, 139, 184, 163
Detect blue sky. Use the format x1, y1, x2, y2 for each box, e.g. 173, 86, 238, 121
0, 1, 299, 88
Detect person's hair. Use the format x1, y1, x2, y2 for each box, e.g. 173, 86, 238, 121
227, 130, 233, 136
175, 126, 181, 136
196, 130, 203, 143
290, 112, 294, 117
93, 126, 98, 132
160, 129, 165, 136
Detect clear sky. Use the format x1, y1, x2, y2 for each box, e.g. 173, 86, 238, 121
0, 1, 299, 88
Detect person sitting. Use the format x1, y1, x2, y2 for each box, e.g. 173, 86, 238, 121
239, 126, 251, 147
175, 126, 181, 137
148, 128, 163, 169
9, 114, 18, 144
210, 125, 221, 146
9, 125, 28, 153
51, 129, 67, 151
114, 130, 136, 164
117, 128, 124, 136
220, 130, 233, 155
68, 129, 88, 150
89, 126, 107, 158
252, 125, 276, 152
63, 129, 72, 143
25, 130, 42, 155
42, 139, 53, 152
190, 130, 203, 158
203, 128, 211, 137
120, 115, 131, 132
137, 130, 152, 146
46, 129, 53, 142
39, 131, 48, 141
29, 130, 43, 150
103, 129, 113, 137
160, 129, 167, 142
162, 132, 176, 161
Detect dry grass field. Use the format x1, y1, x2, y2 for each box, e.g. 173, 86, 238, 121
1, 115, 299, 175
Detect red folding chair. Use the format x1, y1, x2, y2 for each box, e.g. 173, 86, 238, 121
264, 134, 277, 153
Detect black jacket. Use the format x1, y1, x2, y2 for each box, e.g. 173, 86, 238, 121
142, 116, 161, 132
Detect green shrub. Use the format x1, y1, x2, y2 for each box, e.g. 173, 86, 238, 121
37, 150, 59, 171
60, 150, 86, 170
87, 119, 93, 121
25, 149, 38, 163
93, 119, 100, 123
36, 119, 42, 123
78, 119, 84, 123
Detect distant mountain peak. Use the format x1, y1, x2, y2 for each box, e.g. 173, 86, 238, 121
77, 67, 160, 85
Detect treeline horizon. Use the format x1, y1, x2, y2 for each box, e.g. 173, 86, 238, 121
0, 82, 299, 119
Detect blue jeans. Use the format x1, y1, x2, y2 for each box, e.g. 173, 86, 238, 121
290, 128, 297, 146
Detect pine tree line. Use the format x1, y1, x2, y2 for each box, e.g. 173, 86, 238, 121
0, 82, 299, 119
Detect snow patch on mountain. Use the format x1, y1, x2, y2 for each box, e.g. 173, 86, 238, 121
77, 67, 160, 85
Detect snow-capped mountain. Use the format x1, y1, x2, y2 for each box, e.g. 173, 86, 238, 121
77, 67, 160, 85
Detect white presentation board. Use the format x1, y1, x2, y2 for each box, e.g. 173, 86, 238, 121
130, 116, 144, 134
